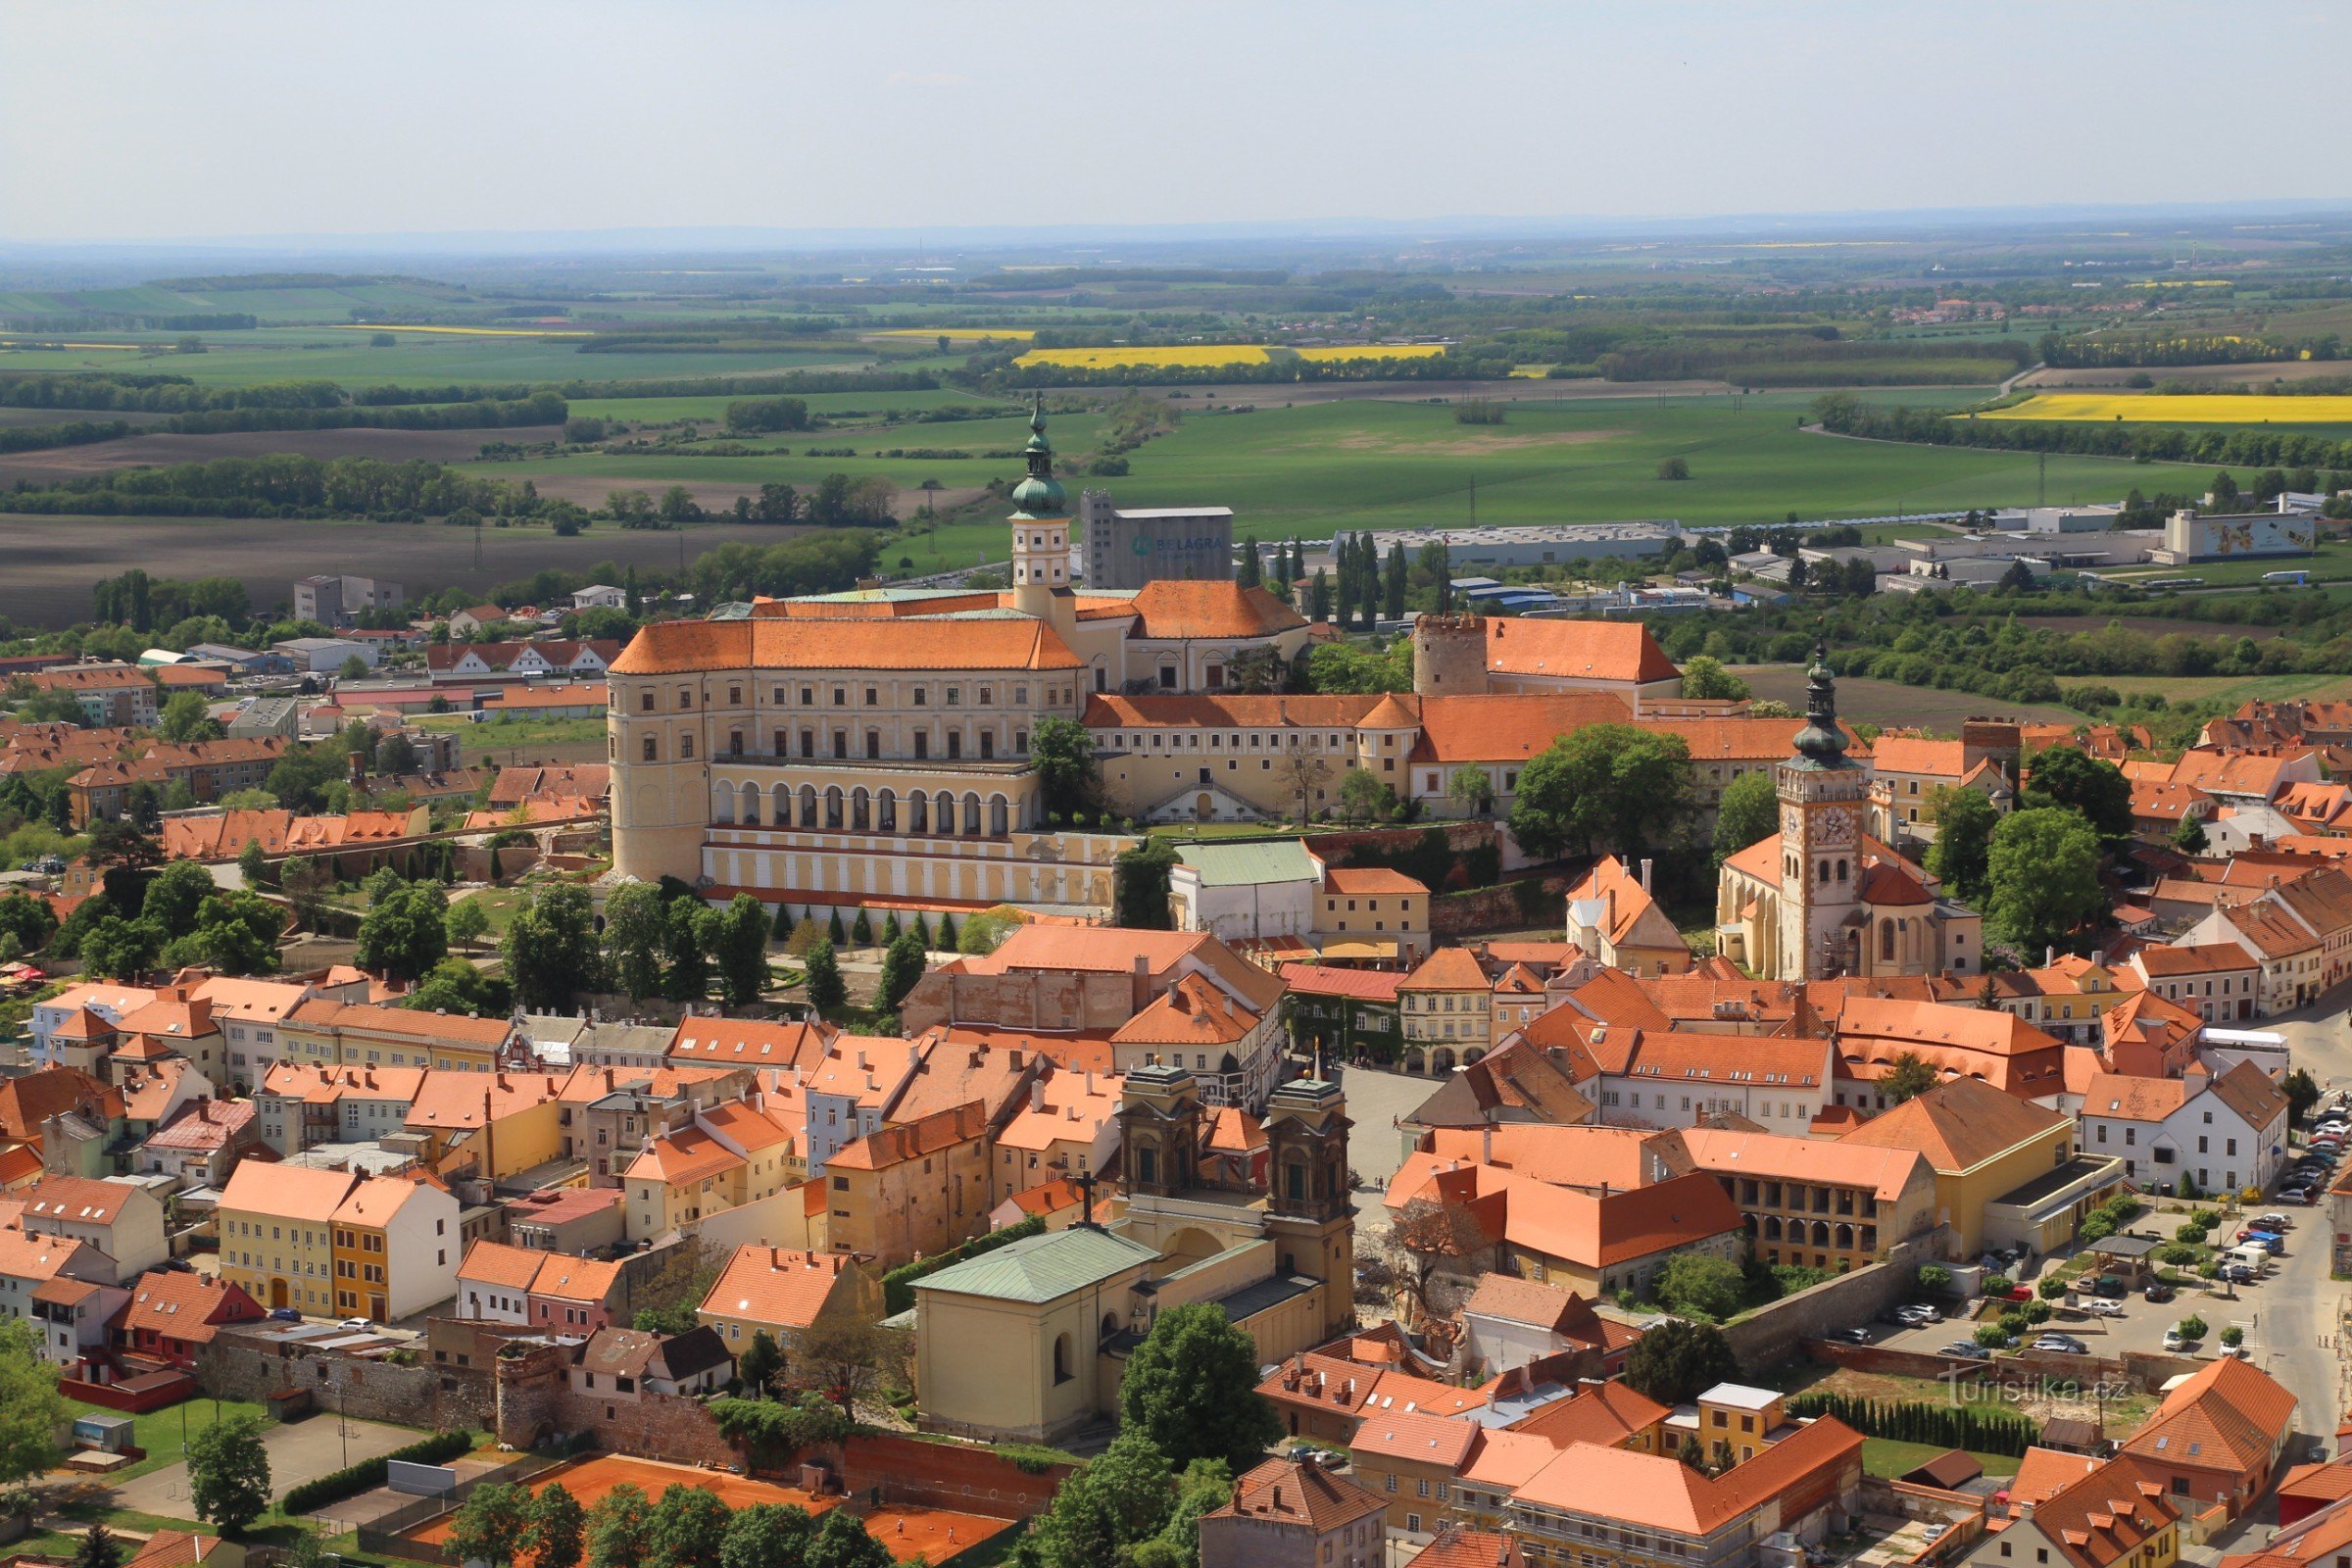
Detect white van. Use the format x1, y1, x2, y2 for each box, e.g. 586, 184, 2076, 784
2227, 1244, 2274, 1274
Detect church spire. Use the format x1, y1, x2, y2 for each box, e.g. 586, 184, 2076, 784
1789, 638, 1853, 768
1009, 393, 1067, 520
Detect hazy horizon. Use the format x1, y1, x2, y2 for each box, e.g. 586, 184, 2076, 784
6, 0, 2348, 247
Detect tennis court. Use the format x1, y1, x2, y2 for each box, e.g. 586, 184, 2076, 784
406, 1452, 1012, 1564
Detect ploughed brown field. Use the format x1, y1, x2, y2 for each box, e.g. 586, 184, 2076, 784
0, 514, 820, 627
1740, 665, 2082, 728
0, 423, 568, 485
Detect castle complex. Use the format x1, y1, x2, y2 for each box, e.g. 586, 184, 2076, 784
605, 404, 1311, 915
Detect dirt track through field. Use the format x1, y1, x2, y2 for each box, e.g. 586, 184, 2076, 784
0, 514, 827, 627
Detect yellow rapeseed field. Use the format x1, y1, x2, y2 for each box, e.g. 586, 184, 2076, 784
1984, 394, 2352, 425
870, 327, 1036, 341
1016, 345, 1271, 368
333, 324, 591, 338
1294, 343, 1446, 362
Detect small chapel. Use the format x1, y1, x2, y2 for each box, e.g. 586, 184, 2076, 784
906, 1067, 1356, 1445
1714, 647, 1982, 980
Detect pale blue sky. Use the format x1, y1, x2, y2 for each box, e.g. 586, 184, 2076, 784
5, 0, 2346, 244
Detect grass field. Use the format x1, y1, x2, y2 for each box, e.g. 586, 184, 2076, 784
1989, 393, 2352, 424
2087, 541, 2352, 588
873, 392, 2217, 569
66, 1396, 272, 1481
1741, 667, 2082, 727
2078, 672, 2352, 707
1858, 1438, 2023, 1481
568, 388, 1008, 423
0, 329, 872, 387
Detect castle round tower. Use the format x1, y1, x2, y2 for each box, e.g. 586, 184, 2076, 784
1410, 612, 1490, 696
1775, 644, 1869, 979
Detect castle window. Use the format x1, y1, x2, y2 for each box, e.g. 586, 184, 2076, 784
642, 737, 657, 762
680, 734, 693, 759
677, 687, 692, 709
639, 690, 654, 712
800, 686, 813, 706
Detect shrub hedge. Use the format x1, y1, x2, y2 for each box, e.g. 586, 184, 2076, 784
281, 1427, 474, 1514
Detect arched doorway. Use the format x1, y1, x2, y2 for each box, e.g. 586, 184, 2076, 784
1195, 794, 1212, 821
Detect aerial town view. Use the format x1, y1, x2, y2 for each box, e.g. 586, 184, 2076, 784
9, 4, 2352, 1568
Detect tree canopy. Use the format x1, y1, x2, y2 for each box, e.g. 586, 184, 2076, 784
1711, 768, 1777, 870
1622, 1318, 1740, 1405
1984, 807, 2105, 957
1117, 1301, 1283, 1472
1510, 723, 1693, 859
2021, 745, 2134, 850
1924, 786, 1998, 901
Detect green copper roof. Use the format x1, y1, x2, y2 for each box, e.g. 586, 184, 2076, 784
1175, 839, 1320, 888
1009, 394, 1067, 519
913, 1226, 1157, 1303
1788, 638, 1859, 770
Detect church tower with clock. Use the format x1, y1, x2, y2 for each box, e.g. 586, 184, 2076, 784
1776, 643, 1869, 980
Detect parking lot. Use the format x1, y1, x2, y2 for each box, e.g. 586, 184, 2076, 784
1851, 1206, 2312, 1373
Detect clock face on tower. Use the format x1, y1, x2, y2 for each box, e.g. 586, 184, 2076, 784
1817, 807, 1856, 846
1781, 807, 1802, 839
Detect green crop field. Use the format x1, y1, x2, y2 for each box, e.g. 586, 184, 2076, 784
568, 388, 1009, 423
848, 392, 2220, 570
0, 328, 876, 386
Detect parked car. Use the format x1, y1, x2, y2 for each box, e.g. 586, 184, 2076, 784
2087, 1275, 2130, 1298
267, 1307, 302, 1322
1898, 1304, 1942, 1325
2279, 1188, 2313, 1204
2144, 1283, 2177, 1303
2238, 1228, 2283, 1245
2033, 1334, 2090, 1354
1830, 1327, 1872, 1345
2256, 1212, 2294, 1231
1990, 1284, 2034, 1303
1941, 1342, 1992, 1361
2221, 1263, 2259, 1284
2082, 1298, 2126, 1318
338, 1317, 372, 1331
2163, 1329, 2189, 1351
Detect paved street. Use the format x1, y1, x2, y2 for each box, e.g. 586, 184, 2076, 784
1330, 1061, 1441, 1235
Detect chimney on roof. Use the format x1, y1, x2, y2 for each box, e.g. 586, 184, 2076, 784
1030, 1079, 1045, 1112
1481, 1124, 1493, 1165
1640, 858, 1653, 893
1133, 954, 1152, 1011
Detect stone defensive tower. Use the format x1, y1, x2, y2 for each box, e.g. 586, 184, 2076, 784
1411, 612, 1491, 697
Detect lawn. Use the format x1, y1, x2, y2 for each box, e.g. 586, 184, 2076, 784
453, 886, 533, 937
65, 1395, 272, 1482
2083, 672, 2352, 707
1858, 1438, 2022, 1480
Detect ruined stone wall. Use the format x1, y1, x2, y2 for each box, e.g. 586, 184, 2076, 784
197, 1327, 494, 1430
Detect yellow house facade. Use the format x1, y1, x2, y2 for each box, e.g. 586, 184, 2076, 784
218, 1162, 355, 1315
280, 1000, 513, 1072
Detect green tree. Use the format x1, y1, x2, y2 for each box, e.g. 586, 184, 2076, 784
770, 904, 795, 945
1446, 765, 1495, 816
1030, 1431, 1175, 1568
804, 1509, 892, 1568
664, 899, 710, 1001
79, 915, 162, 981
1925, 787, 1998, 901
2283, 1066, 2324, 1125
1711, 768, 1778, 869
737, 1330, 783, 1398
803, 934, 846, 1012
2172, 815, 2209, 854
1150, 1458, 1233, 1568
2022, 745, 2134, 851
709, 893, 772, 1007
1114, 837, 1178, 928
74, 1524, 123, 1568
404, 956, 510, 1016
444, 896, 491, 950
157, 690, 223, 743
587, 1483, 653, 1568
1510, 723, 1694, 859
526, 1483, 587, 1568
504, 883, 604, 1010
718, 1504, 815, 1568
236, 837, 268, 888
0, 1320, 64, 1484
876, 930, 927, 1013
603, 881, 668, 1000
1679, 656, 1749, 702
186, 1411, 270, 1536
447, 1481, 535, 1568
355, 878, 450, 983
644, 1482, 730, 1568
956, 906, 1022, 956
1118, 1301, 1283, 1472
1337, 766, 1399, 823
1655, 1253, 1745, 1319
142, 858, 220, 935
162, 889, 284, 975
1882, 1052, 1940, 1104
1032, 715, 1102, 818
1984, 808, 2104, 956
1622, 1318, 1739, 1405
